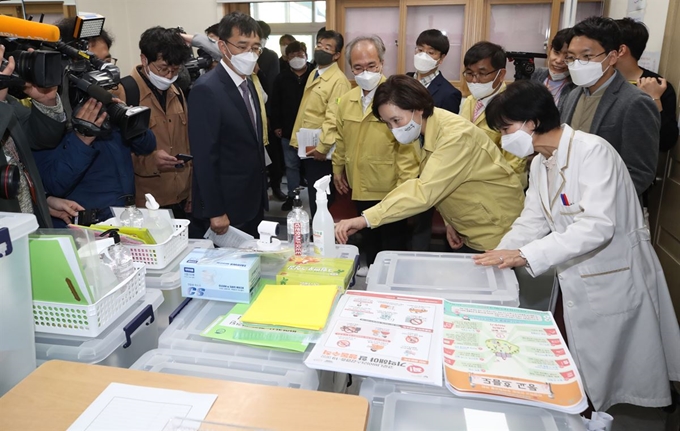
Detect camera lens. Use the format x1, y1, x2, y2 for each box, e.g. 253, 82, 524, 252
0, 164, 20, 200
106, 103, 151, 140
12, 50, 62, 88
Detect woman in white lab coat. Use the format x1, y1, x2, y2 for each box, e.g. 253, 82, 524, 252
474, 80, 680, 412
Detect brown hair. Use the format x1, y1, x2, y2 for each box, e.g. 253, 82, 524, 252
372, 75, 435, 120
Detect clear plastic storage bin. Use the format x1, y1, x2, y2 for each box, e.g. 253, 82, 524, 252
367, 251, 520, 307
0, 212, 38, 396
35, 289, 163, 368
359, 378, 586, 431
131, 348, 319, 390
145, 239, 213, 331
259, 244, 360, 283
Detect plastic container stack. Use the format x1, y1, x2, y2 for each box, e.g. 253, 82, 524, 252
367, 251, 520, 307
0, 212, 38, 396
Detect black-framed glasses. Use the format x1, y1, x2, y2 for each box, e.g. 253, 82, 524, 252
462, 69, 499, 82
226, 40, 262, 56
564, 51, 606, 66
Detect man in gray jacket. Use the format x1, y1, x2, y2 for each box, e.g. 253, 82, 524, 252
559, 17, 659, 197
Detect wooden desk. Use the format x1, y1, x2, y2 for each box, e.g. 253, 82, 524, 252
0, 361, 369, 431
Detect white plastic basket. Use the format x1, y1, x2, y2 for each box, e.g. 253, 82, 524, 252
99, 218, 190, 269
33, 263, 147, 337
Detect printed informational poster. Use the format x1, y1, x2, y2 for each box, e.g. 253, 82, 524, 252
442, 301, 587, 414
305, 291, 444, 386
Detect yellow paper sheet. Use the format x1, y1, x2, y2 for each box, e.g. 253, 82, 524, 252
240, 284, 338, 330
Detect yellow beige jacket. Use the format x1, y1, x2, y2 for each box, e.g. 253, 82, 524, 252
332, 82, 420, 201
460, 83, 528, 188
363, 108, 526, 251
290, 62, 351, 153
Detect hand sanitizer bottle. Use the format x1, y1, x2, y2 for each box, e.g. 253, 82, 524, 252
144, 193, 174, 244
287, 188, 310, 256
119, 195, 144, 227
312, 175, 336, 257
100, 229, 135, 283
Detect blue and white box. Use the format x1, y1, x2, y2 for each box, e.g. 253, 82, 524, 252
180, 249, 261, 303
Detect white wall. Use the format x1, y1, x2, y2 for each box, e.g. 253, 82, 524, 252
74, 0, 224, 74
606, 0, 670, 71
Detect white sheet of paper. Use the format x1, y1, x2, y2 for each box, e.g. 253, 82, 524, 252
66, 383, 217, 431
296, 128, 335, 161
204, 227, 254, 248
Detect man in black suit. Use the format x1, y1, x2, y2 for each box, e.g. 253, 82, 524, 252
407, 29, 462, 114
188, 12, 268, 237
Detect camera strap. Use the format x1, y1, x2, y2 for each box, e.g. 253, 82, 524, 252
121, 76, 141, 107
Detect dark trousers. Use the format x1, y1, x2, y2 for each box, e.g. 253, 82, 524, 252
303, 158, 335, 217
188, 208, 265, 240
410, 208, 435, 251
266, 133, 285, 189
161, 200, 188, 220
354, 200, 408, 265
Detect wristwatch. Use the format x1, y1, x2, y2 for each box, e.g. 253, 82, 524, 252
518, 250, 530, 269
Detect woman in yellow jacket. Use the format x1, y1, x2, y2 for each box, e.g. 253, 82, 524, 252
335, 75, 525, 252
332, 36, 420, 265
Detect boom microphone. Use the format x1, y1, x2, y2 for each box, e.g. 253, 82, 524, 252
0, 16, 60, 42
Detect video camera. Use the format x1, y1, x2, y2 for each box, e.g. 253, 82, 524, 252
506, 51, 548, 81
0, 14, 150, 140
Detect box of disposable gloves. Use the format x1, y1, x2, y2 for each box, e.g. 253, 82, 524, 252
180, 248, 260, 303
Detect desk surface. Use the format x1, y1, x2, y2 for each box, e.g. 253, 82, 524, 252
0, 361, 369, 431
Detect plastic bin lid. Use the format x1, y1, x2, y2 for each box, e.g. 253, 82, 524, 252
131, 348, 319, 391
366, 251, 520, 307
145, 239, 214, 289
359, 378, 585, 431
159, 298, 309, 363
0, 212, 38, 240
35, 289, 164, 363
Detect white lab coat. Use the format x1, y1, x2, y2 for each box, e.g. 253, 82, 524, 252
498, 125, 680, 411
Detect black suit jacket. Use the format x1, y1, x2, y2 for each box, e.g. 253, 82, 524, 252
407, 72, 462, 114
188, 65, 268, 226
0, 97, 66, 227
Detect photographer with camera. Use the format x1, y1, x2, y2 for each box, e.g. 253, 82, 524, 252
0, 43, 84, 226
113, 26, 192, 217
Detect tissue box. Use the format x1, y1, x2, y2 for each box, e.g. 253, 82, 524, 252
180, 249, 261, 303
276, 256, 355, 290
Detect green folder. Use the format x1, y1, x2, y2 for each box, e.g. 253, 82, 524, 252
29, 235, 93, 304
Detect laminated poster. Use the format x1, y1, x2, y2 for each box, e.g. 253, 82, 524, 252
305, 291, 444, 386
443, 301, 588, 414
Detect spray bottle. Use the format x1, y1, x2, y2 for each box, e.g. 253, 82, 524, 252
312, 175, 336, 257
287, 187, 310, 256
144, 193, 174, 244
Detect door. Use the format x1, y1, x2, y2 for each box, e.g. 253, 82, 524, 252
653, 0, 680, 323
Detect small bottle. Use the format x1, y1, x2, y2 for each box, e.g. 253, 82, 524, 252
119, 195, 144, 227
144, 193, 174, 244
312, 175, 336, 257
100, 230, 135, 283
287, 187, 310, 256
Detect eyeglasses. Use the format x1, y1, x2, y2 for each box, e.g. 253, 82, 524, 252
352, 64, 381, 75
226, 40, 263, 56
564, 51, 606, 66
104, 57, 118, 65
149, 61, 181, 78
462, 69, 499, 82
415, 46, 439, 58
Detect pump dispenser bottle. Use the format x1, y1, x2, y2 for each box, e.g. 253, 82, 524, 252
119, 195, 144, 227
144, 193, 174, 244
312, 175, 336, 257
287, 187, 310, 256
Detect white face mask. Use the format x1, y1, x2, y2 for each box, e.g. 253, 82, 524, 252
391, 110, 422, 145
549, 69, 569, 81
288, 56, 307, 70
145, 65, 178, 91
501, 121, 535, 158
354, 70, 382, 92
567, 52, 611, 87
225, 43, 259, 76
413, 52, 438, 74
467, 70, 501, 100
